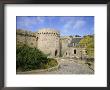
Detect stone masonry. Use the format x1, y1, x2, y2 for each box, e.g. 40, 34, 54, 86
16, 28, 87, 58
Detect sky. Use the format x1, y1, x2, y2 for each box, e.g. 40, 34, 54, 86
16, 16, 94, 36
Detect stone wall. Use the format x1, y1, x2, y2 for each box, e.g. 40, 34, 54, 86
60, 36, 72, 56
63, 47, 86, 59
16, 29, 86, 59
37, 28, 60, 57
16, 29, 37, 48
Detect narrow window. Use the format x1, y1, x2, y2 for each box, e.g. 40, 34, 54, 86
55, 50, 57, 56
36, 37, 38, 41
66, 52, 67, 55
74, 49, 76, 54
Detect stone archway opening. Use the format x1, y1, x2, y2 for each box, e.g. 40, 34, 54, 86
55, 50, 57, 56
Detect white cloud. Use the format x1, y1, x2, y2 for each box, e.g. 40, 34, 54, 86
35, 16, 45, 23
61, 18, 86, 35
73, 20, 86, 30
17, 16, 45, 28
63, 19, 86, 30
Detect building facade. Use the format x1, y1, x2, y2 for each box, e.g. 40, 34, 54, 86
16, 28, 86, 58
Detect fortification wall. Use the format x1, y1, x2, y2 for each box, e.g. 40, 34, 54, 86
16, 29, 37, 48
16, 29, 85, 59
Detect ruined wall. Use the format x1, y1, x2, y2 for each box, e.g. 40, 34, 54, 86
37, 28, 60, 57
63, 47, 86, 59
60, 36, 72, 56
16, 29, 37, 48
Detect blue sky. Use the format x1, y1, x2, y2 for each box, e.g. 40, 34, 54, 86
16, 16, 94, 36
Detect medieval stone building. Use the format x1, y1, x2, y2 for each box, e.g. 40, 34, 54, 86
16, 28, 86, 58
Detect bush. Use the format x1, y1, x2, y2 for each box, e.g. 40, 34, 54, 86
85, 57, 94, 66
16, 44, 48, 71
43, 58, 58, 69
16, 44, 58, 72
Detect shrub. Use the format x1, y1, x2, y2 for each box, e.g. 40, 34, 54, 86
16, 44, 58, 72
45, 58, 58, 68
16, 44, 48, 71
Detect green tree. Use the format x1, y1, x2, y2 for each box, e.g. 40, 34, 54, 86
79, 35, 94, 58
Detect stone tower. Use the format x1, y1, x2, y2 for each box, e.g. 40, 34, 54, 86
36, 28, 60, 57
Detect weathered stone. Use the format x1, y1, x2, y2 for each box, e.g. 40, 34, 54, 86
16, 28, 87, 58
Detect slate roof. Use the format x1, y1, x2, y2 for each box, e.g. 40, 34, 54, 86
71, 38, 82, 43
68, 38, 82, 47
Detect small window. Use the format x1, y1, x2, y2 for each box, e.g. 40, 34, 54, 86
66, 52, 67, 55
55, 50, 57, 56
74, 49, 76, 54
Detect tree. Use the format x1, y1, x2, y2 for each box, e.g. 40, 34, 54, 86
79, 35, 94, 58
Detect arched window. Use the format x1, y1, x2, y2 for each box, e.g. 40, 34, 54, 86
74, 49, 76, 54
66, 52, 67, 55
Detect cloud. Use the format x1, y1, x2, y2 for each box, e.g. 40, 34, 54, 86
73, 20, 86, 30
17, 16, 45, 28
63, 19, 86, 30
61, 18, 86, 35
35, 16, 45, 23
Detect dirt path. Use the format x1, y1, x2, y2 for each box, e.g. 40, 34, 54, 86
17, 58, 94, 74
34, 58, 94, 74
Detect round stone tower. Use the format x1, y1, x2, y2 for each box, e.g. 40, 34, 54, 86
36, 28, 60, 57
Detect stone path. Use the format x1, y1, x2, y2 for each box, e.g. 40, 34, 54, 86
36, 58, 94, 74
